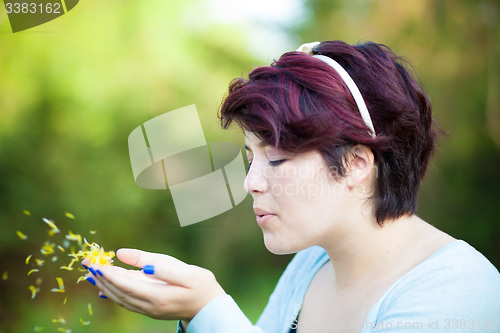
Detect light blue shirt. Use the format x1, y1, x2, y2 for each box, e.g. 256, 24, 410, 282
179, 240, 500, 332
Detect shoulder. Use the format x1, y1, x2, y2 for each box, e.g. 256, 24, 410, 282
368, 240, 500, 331
396, 240, 499, 293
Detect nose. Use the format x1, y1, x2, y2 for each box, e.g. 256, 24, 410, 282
244, 163, 267, 194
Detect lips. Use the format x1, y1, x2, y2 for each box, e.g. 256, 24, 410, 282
253, 207, 273, 216
253, 207, 276, 226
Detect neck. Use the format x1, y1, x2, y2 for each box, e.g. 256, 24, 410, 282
320, 214, 430, 288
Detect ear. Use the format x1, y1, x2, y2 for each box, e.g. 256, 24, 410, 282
345, 145, 375, 189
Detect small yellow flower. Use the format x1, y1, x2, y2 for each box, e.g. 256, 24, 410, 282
29, 285, 40, 299
17, 231, 28, 240
73, 241, 115, 266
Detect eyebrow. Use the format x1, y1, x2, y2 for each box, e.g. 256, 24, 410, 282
244, 141, 267, 151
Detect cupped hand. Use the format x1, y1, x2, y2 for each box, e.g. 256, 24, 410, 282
81, 248, 226, 323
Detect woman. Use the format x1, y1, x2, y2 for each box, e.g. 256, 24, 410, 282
83, 40, 500, 333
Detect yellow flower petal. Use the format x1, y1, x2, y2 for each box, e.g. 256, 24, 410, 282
17, 231, 28, 240
80, 318, 91, 326
57, 328, 71, 333
66, 231, 82, 246
60, 258, 77, 271
33, 326, 44, 331
57, 245, 65, 252
63, 297, 67, 305
76, 276, 87, 284
56, 277, 64, 289
51, 277, 65, 292
27, 269, 39, 276
90, 230, 97, 235
40, 242, 55, 256
42, 218, 60, 235
65, 212, 75, 219
23, 209, 31, 216
29, 285, 40, 299
2, 271, 8, 280
35, 259, 45, 266
25, 255, 33, 264
52, 317, 66, 324
88, 303, 93, 316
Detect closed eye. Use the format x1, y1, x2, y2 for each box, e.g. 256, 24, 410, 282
246, 159, 286, 172
269, 159, 287, 167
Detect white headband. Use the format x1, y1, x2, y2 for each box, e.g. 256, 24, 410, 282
296, 42, 376, 138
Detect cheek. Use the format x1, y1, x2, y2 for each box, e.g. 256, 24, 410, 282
268, 174, 299, 199
272, 172, 346, 216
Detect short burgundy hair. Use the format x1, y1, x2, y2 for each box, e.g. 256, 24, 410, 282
219, 40, 439, 225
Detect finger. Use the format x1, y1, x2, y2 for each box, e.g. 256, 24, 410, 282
83, 270, 144, 312
98, 291, 108, 299
92, 264, 192, 315
140, 261, 202, 288
92, 265, 158, 284
91, 266, 153, 313
92, 265, 169, 304
116, 249, 192, 286
100, 286, 148, 316
81, 257, 91, 268
117, 248, 187, 270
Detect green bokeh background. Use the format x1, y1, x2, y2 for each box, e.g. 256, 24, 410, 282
0, 0, 499, 332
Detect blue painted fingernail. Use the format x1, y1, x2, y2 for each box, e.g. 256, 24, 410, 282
87, 277, 96, 286
99, 294, 107, 299
88, 267, 97, 276
143, 265, 155, 275
96, 269, 103, 276
82, 263, 88, 269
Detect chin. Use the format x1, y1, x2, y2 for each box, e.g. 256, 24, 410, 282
262, 233, 303, 255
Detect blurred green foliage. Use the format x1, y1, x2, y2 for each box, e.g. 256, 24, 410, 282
0, 0, 499, 332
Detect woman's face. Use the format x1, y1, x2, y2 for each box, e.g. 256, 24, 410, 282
244, 132, 353, 254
